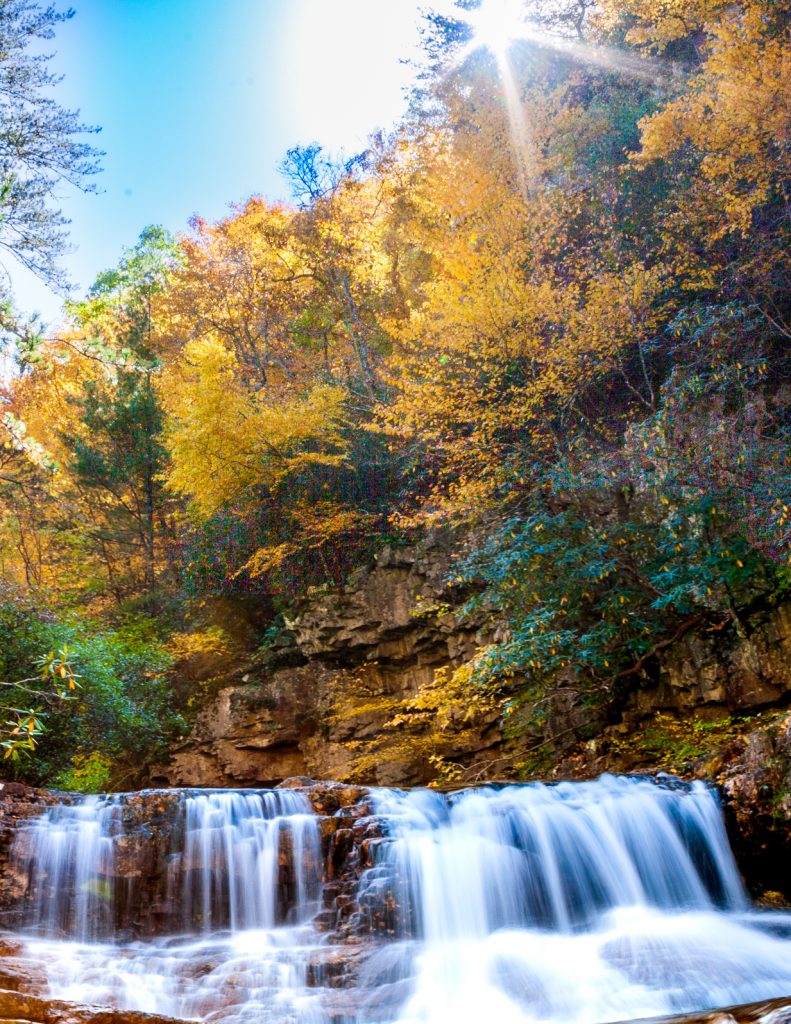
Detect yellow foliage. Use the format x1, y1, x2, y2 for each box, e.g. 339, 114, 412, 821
165, 626, 233, 663
0, 333, 150, 604
598, 0, 731, 49
380, 102, 668, 520
242, 503, 372, 576
602, 1, 791, 239
160, 334, 349, 517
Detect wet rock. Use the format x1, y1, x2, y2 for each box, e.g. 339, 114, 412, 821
719, 715, 791, 900
0, 785, 67, 925
0, 957, 47, 992
328, 829, 355, 879
351, 816, 387, 845
0, 989, 185, 1024
608, 995, 791, 1024
279, 776, 318, 789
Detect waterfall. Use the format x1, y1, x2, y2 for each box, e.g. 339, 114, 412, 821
13, 788, 322, 939
177, 789, 322, 933
9, 776, 791, 1024
358, 776, 747, 939
12, 795, 119, 941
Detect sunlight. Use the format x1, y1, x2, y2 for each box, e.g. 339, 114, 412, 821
467, 0, 529, 58
457, 0, 678, 198
463, 0, 540, 198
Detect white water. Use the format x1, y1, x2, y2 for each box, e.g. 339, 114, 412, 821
13, 788, 321, 940
11, 776, 791, 1024
177, 790, 322, 933
13, 795, 119, 941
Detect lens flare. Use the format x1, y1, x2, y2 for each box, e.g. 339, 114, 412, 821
467, 0, 528, 57
453, 0, 678, 201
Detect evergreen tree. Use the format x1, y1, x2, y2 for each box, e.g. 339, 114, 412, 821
0, 1, 101, 339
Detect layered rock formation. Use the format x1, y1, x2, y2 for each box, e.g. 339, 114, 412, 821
157, 528, 791, 796
616, 604, 791, 731
157, 536, 501, 788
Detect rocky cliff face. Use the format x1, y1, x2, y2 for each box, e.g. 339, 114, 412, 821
622, 604, 791, 726
156, 536, 502, 788
547, 602, 791, 777
157, 528, 791, 797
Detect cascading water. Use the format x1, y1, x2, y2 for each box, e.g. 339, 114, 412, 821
13, 788, 321, 939
359, 776, 747, 939
8, 775, 791, 1024
177, 790, 322, 933
355, 777, 791, 1024
12, 788, 328, 1024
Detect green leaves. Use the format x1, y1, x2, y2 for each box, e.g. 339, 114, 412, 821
0, 643, 79, 762
1, 711, 44, 761
454, 451, 783, 738
0, 590, 179, 786
36, 645, 81, 698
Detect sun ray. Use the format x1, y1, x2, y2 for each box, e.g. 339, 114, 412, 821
441, 0, 685, 198
466, 0, 527, 60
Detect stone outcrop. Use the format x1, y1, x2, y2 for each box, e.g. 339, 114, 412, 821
0, 988, 185, 1024
544, 602, 791, 776
159, 521, 791, 794
620, 604, 791, 727
156, 535, 502, 788
159, 665, 328, 788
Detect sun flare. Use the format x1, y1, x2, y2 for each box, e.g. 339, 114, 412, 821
467, 0, 530, 57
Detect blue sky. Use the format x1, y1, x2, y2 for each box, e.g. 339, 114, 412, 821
11, 0, 438, 328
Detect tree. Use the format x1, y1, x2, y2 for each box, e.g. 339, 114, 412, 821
60, 228, 178, 602
1, 229, 179, 609
0, 0, 101, 338
155, 186, 400, 594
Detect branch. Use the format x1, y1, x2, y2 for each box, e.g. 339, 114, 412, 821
609, 614, 706, 687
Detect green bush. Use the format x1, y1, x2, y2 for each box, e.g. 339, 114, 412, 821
53, 751, 114, 793
0, 590, 182, 788
450, 331, 790, 741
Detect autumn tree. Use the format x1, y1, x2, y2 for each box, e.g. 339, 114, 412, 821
2, 229, 179, 609
359, 0, 791, 768
153, 132, 443, 596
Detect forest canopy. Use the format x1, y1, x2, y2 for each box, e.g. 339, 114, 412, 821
1, 0, 789, 786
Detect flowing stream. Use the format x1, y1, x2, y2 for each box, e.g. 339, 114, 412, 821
9, 775, 791, 1024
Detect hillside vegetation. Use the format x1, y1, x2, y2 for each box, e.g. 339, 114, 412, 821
1, 0, 789, 787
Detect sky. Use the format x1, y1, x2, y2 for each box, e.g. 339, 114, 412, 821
8, 0, 442, 331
